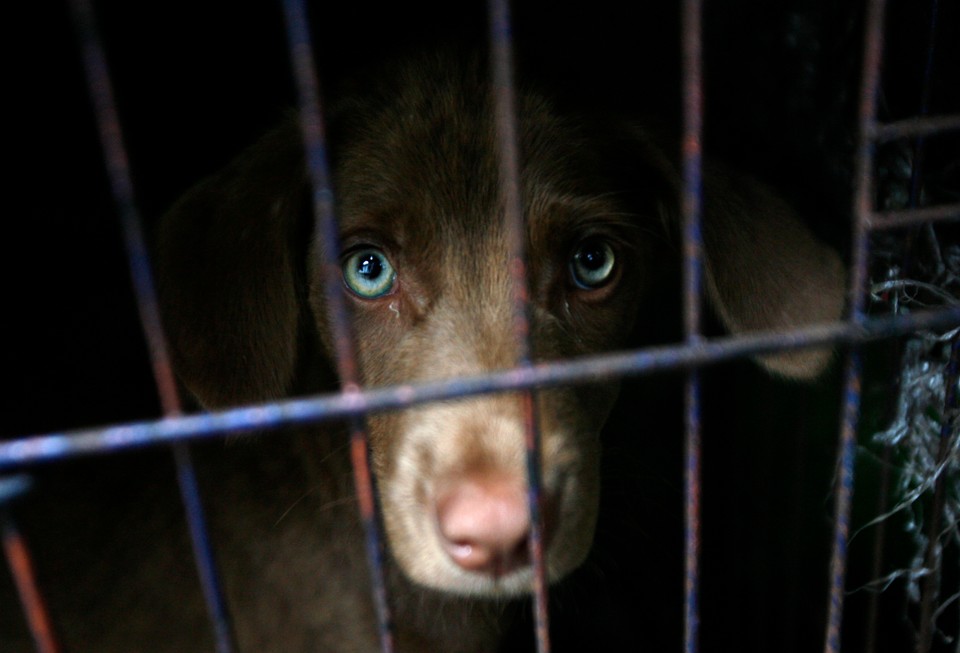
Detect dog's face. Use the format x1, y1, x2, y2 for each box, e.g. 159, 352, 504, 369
313, 60, 656, 595
157, 54, 844, 600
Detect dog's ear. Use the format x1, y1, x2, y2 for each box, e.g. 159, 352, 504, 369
156, 121, 310, 408
632, 129, 847, 379
699, 164, 846, 378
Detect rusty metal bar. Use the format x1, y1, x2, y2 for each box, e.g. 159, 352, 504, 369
866, 202, 960, 230
824, 0, 890, 650
279, 2, 394, 651
487, 0, 551, 650
680, 0, 705, 650
68, 0, 180, 416
0, 476, 59, 653
67, 1, 237, 650
2, 307, 958, 472
683, 371, 703, 653
282, 3, 360, 389
868, 1, 945, 646
826, 352, 865, 653
680, 0, 705, 343
869, 113, 960, 142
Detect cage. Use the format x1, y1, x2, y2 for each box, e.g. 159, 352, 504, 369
2, 0, 958, 651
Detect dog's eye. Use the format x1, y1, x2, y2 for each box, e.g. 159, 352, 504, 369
570, 237, 616, 289
342, 248, 396, 298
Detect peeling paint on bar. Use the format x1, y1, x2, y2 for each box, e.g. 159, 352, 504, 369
0, 476, 60, 653
487, 0, 551, 650
66, 1, 238, 650
867, 202, 960, 230
680, 0, 705, 650
824, 0, 889, 650
869, 113, 960, 142
280, 1, 395, 650
3, 308, 957, 473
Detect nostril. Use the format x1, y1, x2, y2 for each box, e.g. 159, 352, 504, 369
443, 533, 532, 576
435, 475, 532, 577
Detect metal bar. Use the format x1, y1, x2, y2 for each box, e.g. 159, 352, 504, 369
170, 445, 236, 651
2, 307, 958, 471
680, 0, 705, 344
67, 2, 237, 651
683, 372, 702, 653
486, 1, 551, 650
826, 351, 865, 653
68, 2, 178, 418
866, 202, 960, 230
680, 0, 705, 650
871, 3, 945, 648
279, 2, 394, 651
869, 113, 960, 142
487, 0, 534, 367
281, 1, 359, 389
1, 515, 60, 653
849, 1, 888, 320
0, 476, 59, 653
825, 0, 889, 650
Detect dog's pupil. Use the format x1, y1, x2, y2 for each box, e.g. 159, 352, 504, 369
358, 254, 383, 279
580, 246, 605, 270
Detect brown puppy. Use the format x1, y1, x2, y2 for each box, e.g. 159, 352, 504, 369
27, 53, 841, 651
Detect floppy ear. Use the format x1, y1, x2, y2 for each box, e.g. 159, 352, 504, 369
699, 164, 846, 378
156, 121, 310, 408
633, 130, 847, 379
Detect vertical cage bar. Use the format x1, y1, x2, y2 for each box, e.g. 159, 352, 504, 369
0, 476, 59, 653
680, 0, 705, 651
825, 0, 889, 651
826, 352, 865, 653
67, 1, 238, 651
487, 1, 551, 651
680, 0, 705, 341
169, 444, 236, 651
2, 515, 59, 653
279, 2, 395, 651
869, 2, 943, 649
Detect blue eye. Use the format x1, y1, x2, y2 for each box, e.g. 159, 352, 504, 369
342, 248, 396, 298
570, 237, 616, 289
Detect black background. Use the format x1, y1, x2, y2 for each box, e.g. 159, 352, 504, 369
3, 0, 959, 651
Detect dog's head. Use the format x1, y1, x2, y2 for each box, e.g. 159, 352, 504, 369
157, 54, 844, 598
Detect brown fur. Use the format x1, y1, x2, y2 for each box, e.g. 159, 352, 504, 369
13, 53, 844, 652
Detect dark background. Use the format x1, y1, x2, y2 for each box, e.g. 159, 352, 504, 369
3, 0, 958, 651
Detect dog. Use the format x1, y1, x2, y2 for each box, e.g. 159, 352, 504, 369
4, 52, 844, 652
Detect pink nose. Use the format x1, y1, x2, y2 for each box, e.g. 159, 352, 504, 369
435, 475, 531, 577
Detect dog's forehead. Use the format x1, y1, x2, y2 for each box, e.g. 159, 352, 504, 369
335, 85, 497, 225
332, 68, 606, 244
